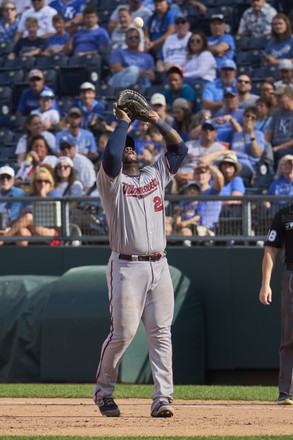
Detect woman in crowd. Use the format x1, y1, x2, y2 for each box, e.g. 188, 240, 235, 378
183, 31, 217, 84
218, 154, 245, 202
53, 156, 84, 196
0, 167, 57, 246
15, 134, 57, 189
171, 97, 194, 141
255, 97, 273, 134
263, 13, 293, 65
267, 154, 293, 201
15, 114, 56, 166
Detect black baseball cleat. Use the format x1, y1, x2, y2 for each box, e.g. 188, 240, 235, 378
151, 399, 174, 418
97, 397, 121, 416
277, 393, 293, 405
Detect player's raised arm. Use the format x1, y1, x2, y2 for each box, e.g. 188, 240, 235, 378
148, 111, 188, 174
102, 104, 132, 177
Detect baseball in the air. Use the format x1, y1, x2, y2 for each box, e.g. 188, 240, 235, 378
133, 17, 144, 28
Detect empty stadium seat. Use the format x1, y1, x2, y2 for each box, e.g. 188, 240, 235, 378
0, 128, 15, 144
0, 70, 24, 87
35, 54, 69, 70
4, 56, 36, 72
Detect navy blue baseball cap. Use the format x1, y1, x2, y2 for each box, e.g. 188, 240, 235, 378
125, 135, 135, 150
202, 118, 217, 130
223, 86, 238, 97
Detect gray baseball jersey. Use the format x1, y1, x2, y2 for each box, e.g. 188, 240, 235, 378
97, 155, 172, 255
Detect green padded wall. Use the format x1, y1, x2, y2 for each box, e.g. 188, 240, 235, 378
40, 265, 205, 384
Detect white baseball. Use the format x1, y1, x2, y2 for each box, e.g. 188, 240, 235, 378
133, 17, 144, 28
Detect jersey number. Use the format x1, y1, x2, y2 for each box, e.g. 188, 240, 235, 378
153, 196, 163, 212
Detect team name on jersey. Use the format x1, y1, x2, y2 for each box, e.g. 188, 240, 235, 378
122, 178, 159, 198
285, 221, 293, 230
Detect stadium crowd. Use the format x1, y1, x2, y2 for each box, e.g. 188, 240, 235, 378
0, 0, 292, 245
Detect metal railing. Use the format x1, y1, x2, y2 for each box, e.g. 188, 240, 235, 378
0, 194, 291, 246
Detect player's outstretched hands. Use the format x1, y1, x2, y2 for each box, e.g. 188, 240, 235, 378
113, 103, 132, 124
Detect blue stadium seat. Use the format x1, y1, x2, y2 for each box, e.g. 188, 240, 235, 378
35, 54, 69, 70
0, 143, 17, 162
0, 128, 15, 144
236, 49, 263, 68
247, 35, 271, 50
4, 56, 36, 71
0, 42, 14, 57
57, 98, 74, 116
0, 70, 24, 86
234, 35, 250, 51
58, 66, 89, 97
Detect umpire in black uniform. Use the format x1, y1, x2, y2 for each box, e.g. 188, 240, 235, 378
259, 203, 293, 405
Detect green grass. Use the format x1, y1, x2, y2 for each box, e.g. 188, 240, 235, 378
0, 383, 278, 401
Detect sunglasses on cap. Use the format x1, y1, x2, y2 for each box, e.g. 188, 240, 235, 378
175, 18, 187, 24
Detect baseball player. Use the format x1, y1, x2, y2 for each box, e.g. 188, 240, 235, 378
259, 203, 293, 405
93, 103, 188, 417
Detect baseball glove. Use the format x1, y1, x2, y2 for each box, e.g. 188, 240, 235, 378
116, 89, 152, 122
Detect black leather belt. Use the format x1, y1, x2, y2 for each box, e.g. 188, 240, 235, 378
287, 263, 293, 271
119, 253, 163, 262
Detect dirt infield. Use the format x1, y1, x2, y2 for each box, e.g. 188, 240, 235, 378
1, 398, 293, 437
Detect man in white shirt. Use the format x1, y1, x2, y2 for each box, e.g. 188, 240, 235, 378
158, 15, 191, 71
15, 0, 56, 41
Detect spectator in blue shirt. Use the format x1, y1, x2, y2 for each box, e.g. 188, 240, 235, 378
0, 1, 19, 43
208, 14, 235, 70
17, 68, 59, 116
230, 106, 265, 186
202, 59, 237, 114
213, 86, 244, 145
71, 82, 105, 127
64, 6, 109, 56
55, 107, 98, 161
108, 26, 155, 88
49, 0, 85, 29
164, 65, 197, 112
42, 13, 69, 55
193, 162, 224, 230
264, 13, 293, 66
218, 154, 245, 197
145, 0, 176, 60
0, 166, 25, 231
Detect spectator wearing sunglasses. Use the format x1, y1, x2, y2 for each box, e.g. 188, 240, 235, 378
0, 167, 58, 247
53, 156, 84, 196
16, 68, 59, 116
108, 26, 155, 88
236, 74, 259, 109
14, 0, 56, 42
182, 31, 216, 85
158, 15, 191, 72
0, 1, 20, 43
